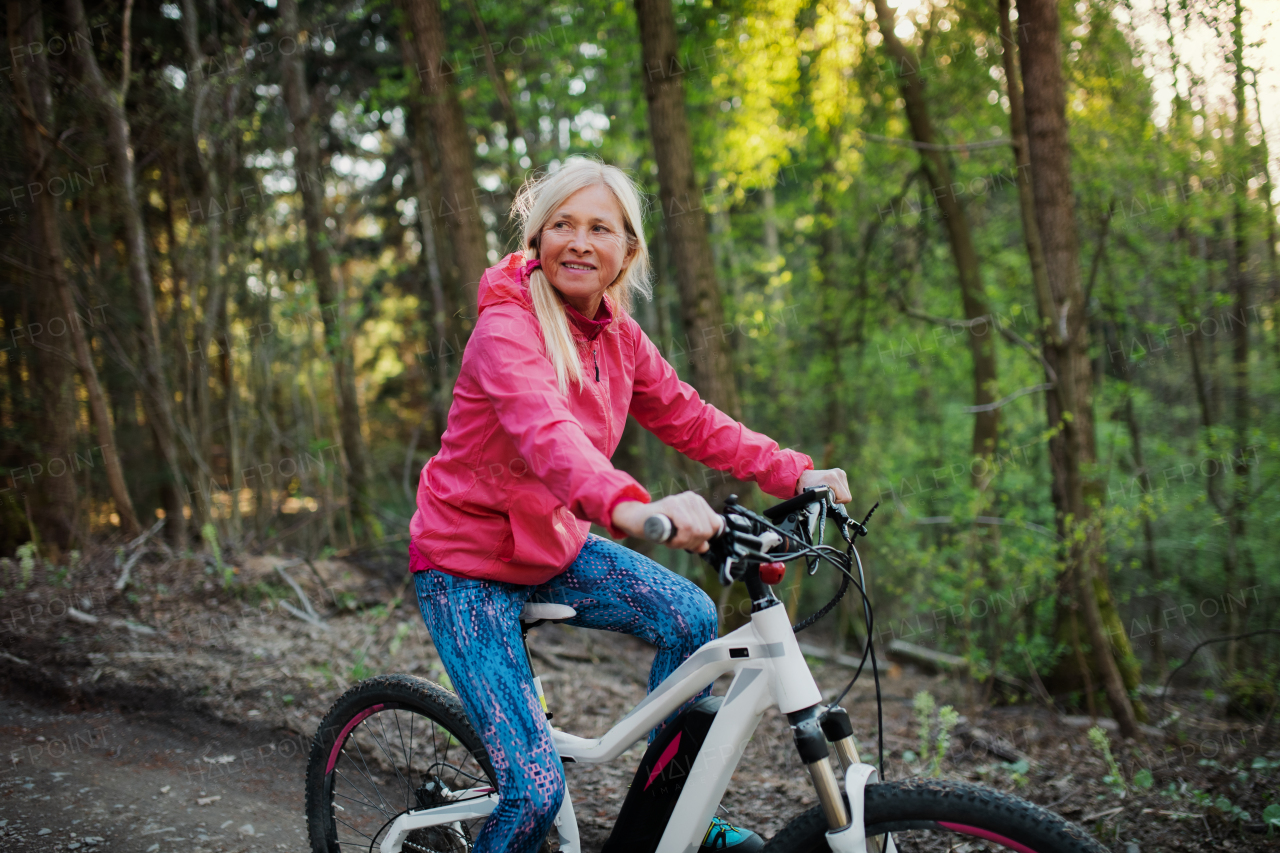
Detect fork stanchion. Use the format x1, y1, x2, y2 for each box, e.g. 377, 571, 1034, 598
808, 758, 850, 831
821, 705, 861, 772
790, 707, 850, 830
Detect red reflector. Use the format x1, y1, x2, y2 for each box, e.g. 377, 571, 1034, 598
759, 562, 786, 584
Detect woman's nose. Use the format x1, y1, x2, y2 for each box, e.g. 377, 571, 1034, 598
567, 227, 593, 252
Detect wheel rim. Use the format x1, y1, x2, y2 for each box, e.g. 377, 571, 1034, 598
322, 703, 493, 852
864, 824, 1043, 852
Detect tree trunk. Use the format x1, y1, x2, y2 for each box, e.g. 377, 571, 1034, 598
1015, 0, 1140, 737
633, 0, 748, 513
400, 0, 490, 314
1226, 0, 1249, 672
8, 0, 140, 538
399, 21, 454, 444
279, 0, 377, 538
1101, 312, 1166, 678
873, 0, 999, 464
66, 0, 188, 544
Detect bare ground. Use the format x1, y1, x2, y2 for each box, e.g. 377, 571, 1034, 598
0, 544, 1275, 852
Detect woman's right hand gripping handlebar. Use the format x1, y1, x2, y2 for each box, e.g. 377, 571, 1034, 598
611, 492, 724, 554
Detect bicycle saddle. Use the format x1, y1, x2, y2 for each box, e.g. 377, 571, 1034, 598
519, 602, 577, 624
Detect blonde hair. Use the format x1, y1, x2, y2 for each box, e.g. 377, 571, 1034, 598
511, 156, 651, 394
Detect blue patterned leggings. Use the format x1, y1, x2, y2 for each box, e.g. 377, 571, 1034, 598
413, 534, 718, 853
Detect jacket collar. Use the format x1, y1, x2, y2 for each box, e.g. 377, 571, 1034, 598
479, 252, 617, 341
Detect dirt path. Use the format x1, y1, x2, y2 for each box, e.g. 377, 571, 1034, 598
2, 546, 1274, 851
0, 694, 306, 852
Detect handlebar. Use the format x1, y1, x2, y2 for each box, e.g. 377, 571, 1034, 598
637, 488, 875, 589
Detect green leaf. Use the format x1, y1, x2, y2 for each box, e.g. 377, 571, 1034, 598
1262, 803, 1280, 826
1133, 768, 1153, 789
1215, 796, 1233, 813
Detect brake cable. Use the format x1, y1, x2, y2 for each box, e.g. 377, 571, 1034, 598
709, 500, 887, 776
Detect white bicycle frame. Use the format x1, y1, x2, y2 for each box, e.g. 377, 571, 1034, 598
379, 600, 883, 853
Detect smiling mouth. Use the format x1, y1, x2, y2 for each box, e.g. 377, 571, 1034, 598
561, 261, 596, 271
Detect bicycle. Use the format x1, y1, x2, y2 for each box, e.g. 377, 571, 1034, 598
304, 486, 1107, 853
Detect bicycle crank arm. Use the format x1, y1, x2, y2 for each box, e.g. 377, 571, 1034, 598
379, 795, 499, 853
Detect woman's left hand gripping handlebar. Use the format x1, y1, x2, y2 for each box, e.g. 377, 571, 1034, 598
795, 468, 852, 503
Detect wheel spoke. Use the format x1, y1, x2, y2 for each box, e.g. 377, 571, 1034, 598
334, 768, 389, 815
393, 708, 413, 808
371, 710, 415, 806
345, 722, 399, 816
308, 686, 504, 853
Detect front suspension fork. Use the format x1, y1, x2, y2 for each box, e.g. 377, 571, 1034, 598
789, 706, 850, 829
791, 705, 889, 853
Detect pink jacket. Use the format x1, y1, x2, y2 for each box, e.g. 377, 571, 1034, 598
409, 252, 814, 584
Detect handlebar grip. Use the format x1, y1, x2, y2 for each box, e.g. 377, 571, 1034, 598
642, 514, 728, 544
643, 514, 676, 543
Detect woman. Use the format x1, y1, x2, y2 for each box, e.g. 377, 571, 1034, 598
409, 156, 851, 853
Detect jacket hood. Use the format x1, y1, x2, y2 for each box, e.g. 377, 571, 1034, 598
477, 252, 534, 317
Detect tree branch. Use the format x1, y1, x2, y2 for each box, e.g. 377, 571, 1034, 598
964, 383, 1055, 413
120, 0, 134, 102
900, 304, 1059, 384
854, 130, 1011, 152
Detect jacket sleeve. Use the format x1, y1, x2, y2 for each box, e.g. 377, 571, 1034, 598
470, 305, 649, 538
628, 320, 813, 499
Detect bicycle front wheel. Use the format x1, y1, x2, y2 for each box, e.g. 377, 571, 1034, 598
764, 779, 1107, 853
304, 674, 496, 853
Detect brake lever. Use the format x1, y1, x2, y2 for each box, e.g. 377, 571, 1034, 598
826, 501, 876, 540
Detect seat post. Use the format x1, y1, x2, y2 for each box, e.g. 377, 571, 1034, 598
518, 602, 576, 721
521, 618, 551, 720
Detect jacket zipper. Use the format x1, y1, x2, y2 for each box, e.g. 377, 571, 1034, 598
593, 345, 599, 382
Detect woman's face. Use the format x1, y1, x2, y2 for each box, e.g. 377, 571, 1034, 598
537, 184, 634, 312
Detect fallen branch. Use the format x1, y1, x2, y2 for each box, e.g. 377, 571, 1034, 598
115, 518, 165, 591
275, 563, 321, 621
886, 639, 1026, 692
798, 642, 866, 670
114, 545, 149, 591
280, 600, 328, 630
125, 517, 166, 552
1081, 806, 1124, 822
67, 607, 100, 625
528, 645, 566, 672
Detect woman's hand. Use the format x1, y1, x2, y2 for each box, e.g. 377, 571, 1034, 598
611, 492, 724, 553
796, 468, 852, 503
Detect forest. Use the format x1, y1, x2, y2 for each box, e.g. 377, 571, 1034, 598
0, 0, 1277, 847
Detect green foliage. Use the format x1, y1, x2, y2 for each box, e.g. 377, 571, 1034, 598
933, 705, 959, 778
349, 651, 373, 683
202, 524, 234, 590
913, 690, 935, 764
15, 542, 36, 589
1223, 667, 1279, 717
1002, 759, 1030, 788
1087, 726, 1126, 795
909, 691, 957, 777
388, 622, 412, 657
1262, 803, 1280, 834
